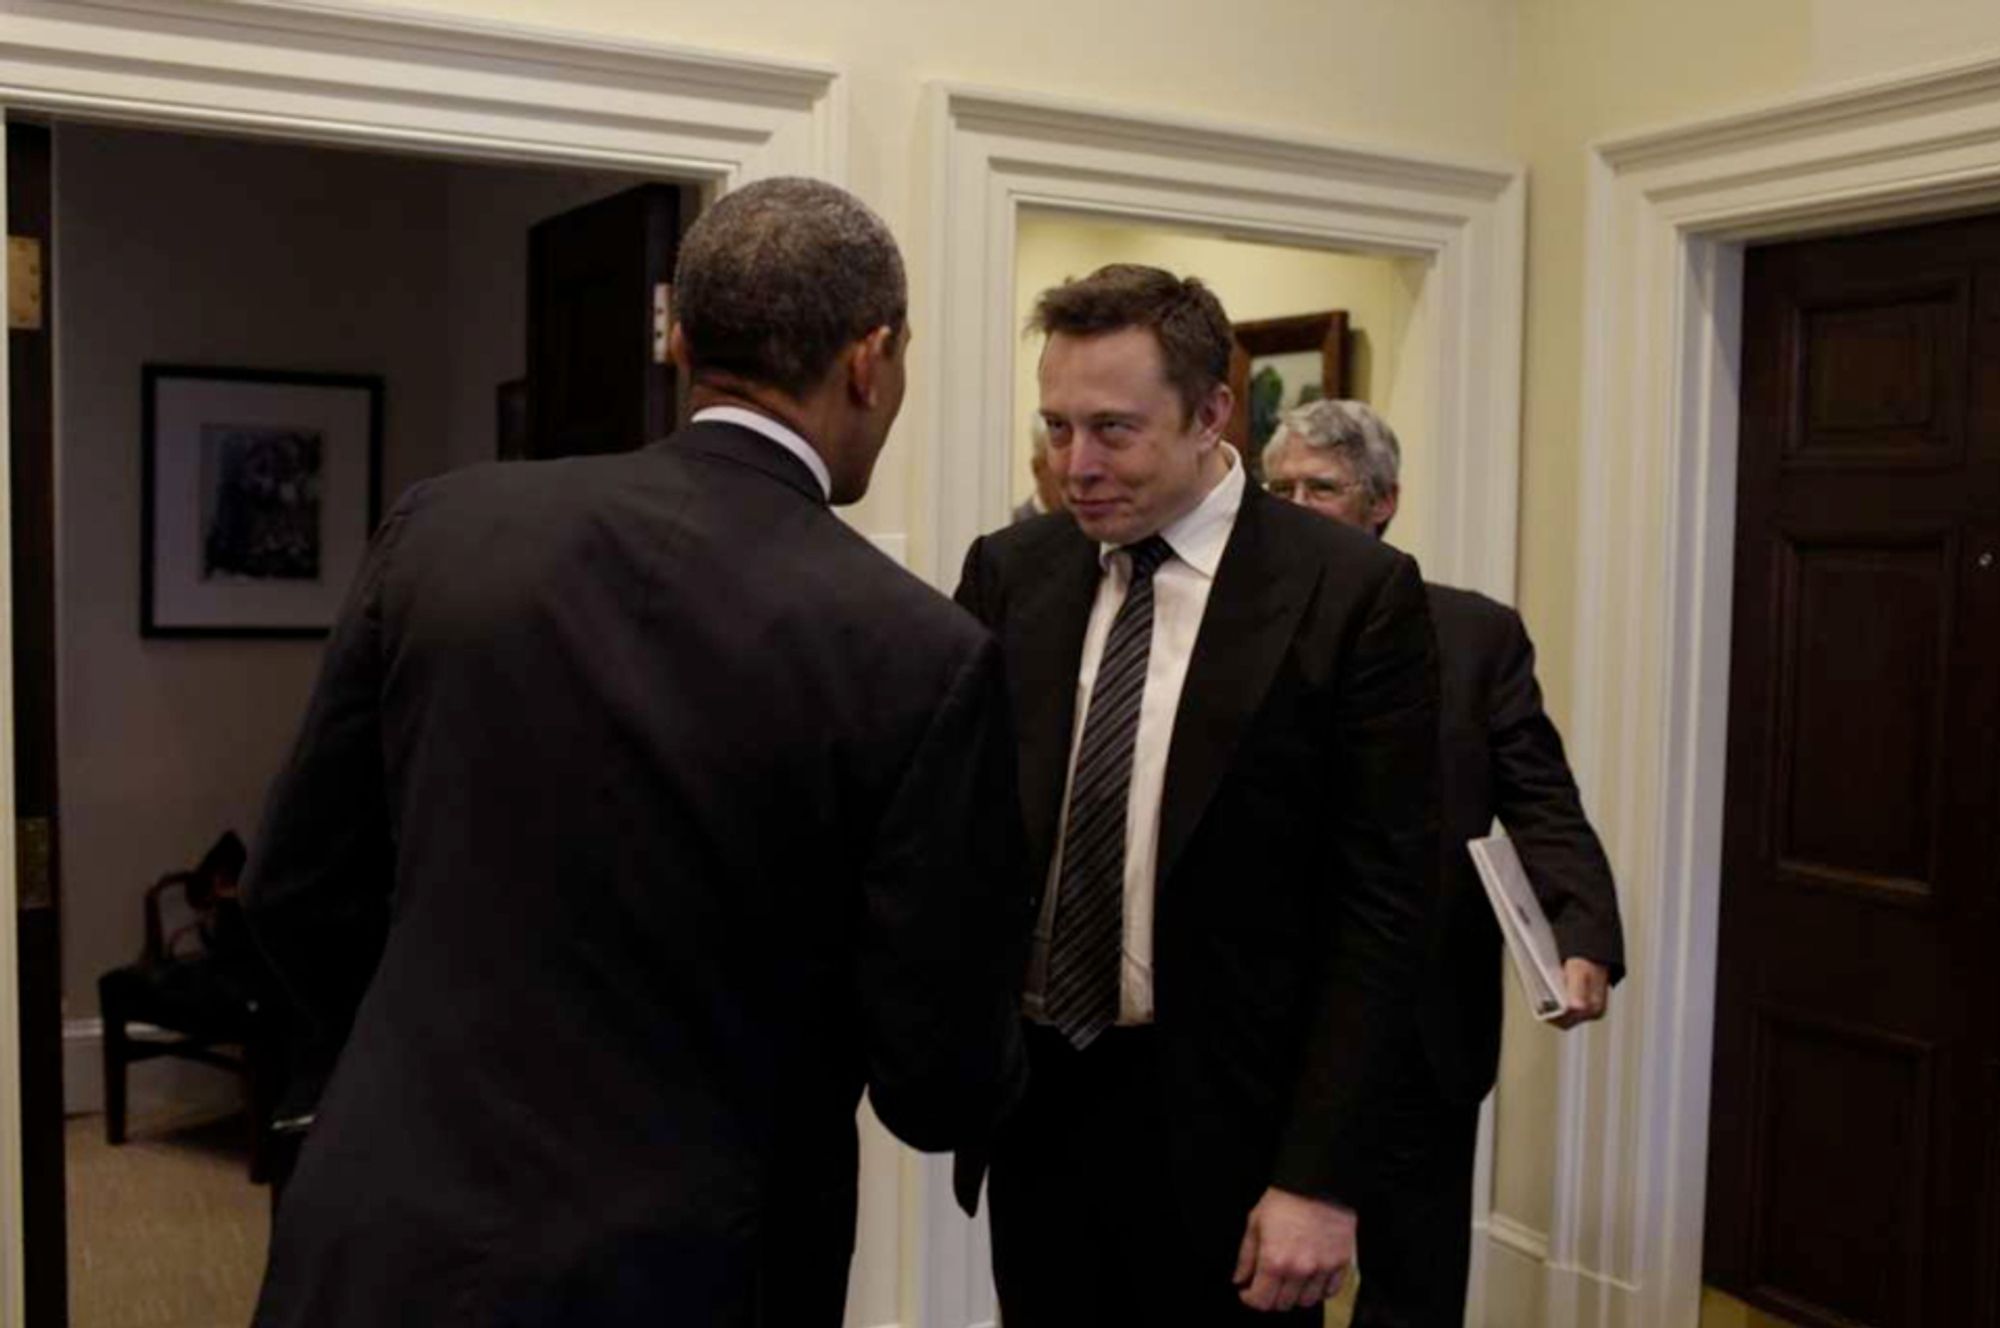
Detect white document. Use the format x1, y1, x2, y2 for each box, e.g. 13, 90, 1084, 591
1468, 834, 1569, 1023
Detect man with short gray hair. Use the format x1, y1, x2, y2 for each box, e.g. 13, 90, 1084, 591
1263, 399, 1626, 1327
245, 177, 1028, 1327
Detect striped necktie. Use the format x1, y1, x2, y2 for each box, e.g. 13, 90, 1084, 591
1044, 534, 1174, 1050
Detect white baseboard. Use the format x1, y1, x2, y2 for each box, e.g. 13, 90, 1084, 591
61, 1017, 247, 1121
1472, 1215, 1642, 1328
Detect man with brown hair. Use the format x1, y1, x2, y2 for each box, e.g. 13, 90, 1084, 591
954, 264, 1440, 1323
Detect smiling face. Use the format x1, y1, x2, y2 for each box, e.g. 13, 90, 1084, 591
1038, 326, 1230, 546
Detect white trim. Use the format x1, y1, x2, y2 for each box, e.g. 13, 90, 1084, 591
919, 83, 1527, 600
1563, 49, 2000, 1328
0, 5, 846, 1324
920, 86, 1526, 1321
0, 0, 845, 183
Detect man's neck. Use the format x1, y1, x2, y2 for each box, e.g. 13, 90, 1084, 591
687, 382, 822, 447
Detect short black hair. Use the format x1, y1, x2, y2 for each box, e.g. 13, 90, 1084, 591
674, 177, 907, 397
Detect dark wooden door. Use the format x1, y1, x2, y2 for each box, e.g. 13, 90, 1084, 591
526, 183, 680, 459
1707, 214, 2000, 1328
7, 117, 69, 1327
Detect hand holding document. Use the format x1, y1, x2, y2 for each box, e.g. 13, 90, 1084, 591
1468, 834, 1567, 1024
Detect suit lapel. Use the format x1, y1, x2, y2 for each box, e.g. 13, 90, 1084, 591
1009, 531, 1103, 888
1157, 488, 1319, 885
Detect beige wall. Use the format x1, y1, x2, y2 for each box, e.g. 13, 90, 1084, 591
54, 125, 635, 1023
1010, 212, 1432, 559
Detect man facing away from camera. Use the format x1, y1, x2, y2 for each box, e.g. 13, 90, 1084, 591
242, 177, 1028, 1328
954, 264, 1441, 1324
1264, 398, 1626, 1327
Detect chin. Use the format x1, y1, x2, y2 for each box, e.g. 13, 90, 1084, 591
1067, 501, 1133, 544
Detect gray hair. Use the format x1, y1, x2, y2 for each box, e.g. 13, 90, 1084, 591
1263, 399, 1402, 499
673, 177, 907, 397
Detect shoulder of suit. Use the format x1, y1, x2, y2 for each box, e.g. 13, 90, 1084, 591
1423, 581, 1528, 651
975, 508, 1089, 567
1423, 581, 1513, 623
1257, 490, 1405, 577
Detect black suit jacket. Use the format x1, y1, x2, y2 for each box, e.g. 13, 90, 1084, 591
1423, 584, 1625, 1105
243, 421, 1028, 1328
952, 485, 1439, 1226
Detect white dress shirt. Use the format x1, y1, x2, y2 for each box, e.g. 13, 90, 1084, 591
690, 405, 832, 501
1043, 446, 1246, 1025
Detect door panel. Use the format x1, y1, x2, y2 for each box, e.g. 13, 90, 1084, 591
1708, 213, 2000, 1328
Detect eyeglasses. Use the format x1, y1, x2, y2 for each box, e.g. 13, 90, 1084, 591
1265, 476, 1362, 502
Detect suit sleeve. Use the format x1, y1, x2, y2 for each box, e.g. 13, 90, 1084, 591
858, 633, 1030, 1153
1489, 610, 1626, 980
240, 495, 416, 1083
1272, 553, 1439, 1206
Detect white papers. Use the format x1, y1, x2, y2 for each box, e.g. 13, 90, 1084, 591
1468, 834, 1568, 1023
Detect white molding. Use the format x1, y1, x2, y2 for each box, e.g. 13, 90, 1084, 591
0, 7, 845, 1325
0, 0, 845, 183
1485, 1212, 1553, 1264
1569, 49, 2000, 1328
920, 86, 1525, 1320
919, 82, 1527, 599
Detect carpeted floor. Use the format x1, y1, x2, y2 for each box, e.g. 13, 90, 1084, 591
65, 1110, 269, 1328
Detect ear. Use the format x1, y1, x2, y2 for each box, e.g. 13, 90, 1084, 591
847, 325, 898, 406
1194, 381, 1234, 445
666, 323, 690, 369
1370, 483, 1402, 532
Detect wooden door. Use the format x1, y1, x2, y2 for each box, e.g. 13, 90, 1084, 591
1707, 214, 2000, 1327
7, 117, 69, 1327
526, 183, 680, 459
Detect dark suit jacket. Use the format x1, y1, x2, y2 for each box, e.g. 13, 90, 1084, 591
1423, 584, 1625, 1105
952, 484, 1439, 1229
243, 421, 1029, 1328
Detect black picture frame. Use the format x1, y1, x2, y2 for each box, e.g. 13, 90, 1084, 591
141, 364, 384, 639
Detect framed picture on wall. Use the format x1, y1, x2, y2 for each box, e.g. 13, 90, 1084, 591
1227, 311, 1351, 479
141, 365, 384, 638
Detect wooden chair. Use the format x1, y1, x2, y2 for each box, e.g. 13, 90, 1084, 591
97, 831, 287, 1182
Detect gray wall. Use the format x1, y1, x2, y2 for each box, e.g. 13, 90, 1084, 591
54, 123, 644, 1020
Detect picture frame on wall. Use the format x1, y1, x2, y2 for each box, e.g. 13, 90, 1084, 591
1227, 311, 1351, 480
141, 365, 384, 639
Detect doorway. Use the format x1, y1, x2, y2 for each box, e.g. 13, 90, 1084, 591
1704, 213, 2000, 1328
10, 116, 677, 1325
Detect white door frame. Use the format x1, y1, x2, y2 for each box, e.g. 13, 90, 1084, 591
1564, 51, 2000, 1328
0, 2, 856, 1324
920, 83, 1528, 1327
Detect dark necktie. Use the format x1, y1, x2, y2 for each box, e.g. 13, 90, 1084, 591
1045, 534, 1174, 1050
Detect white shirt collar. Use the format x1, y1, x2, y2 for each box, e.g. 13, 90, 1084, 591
690, 405, 832, 501
1098, 443, 1245, 579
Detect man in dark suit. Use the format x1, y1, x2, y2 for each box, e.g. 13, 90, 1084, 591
954, 265, 1440, 1324
243, 177, 1028, 1328
1263, 398, 1627, 1327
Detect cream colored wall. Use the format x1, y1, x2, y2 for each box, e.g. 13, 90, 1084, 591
1497, 0, 2000, 1253
377, 0, 1522, 573
1010, 212, 1432, 561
